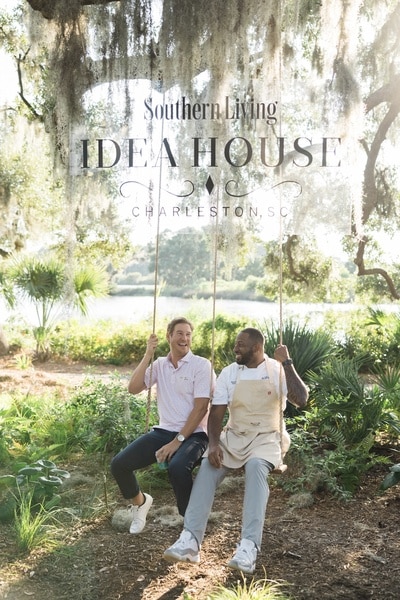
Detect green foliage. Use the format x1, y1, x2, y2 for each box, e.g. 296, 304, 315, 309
13, 491, 65, 553
11, 255, 66, 301
48, 315, 251, 369
0, 375, 157, 463
282, 423, 387, 499
307, 357, 397, 444
49, 319, 149, 365
148, 228, 211, 287
339, 308, 400, 371
193, 314, 250, 372
65, 376, 158, 454
9, 255, 109, 359
0, 459, 70, 524
261, 319, 336, 381
260, 236, 340, 303
280, 351, 400, 499
71, 203, 134, 272
0, 263, 15, 308
203, 577, 292, 600
0, 425, 10, 466
0, 391, 65, 462
2, 312, 400, 506
71, 264, 110, 316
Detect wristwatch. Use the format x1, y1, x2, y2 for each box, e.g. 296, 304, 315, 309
282, 358, 293, 367
176, 433, 185, 443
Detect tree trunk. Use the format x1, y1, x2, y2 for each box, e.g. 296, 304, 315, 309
0, 326, 9, 356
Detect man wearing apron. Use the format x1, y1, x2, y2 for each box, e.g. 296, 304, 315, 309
164, 327, 308, 574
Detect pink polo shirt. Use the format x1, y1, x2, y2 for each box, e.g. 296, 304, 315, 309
144, 351, 215, 433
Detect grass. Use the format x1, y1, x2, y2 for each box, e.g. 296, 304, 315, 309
198, 576, 292, 599
13, 492, 61, 553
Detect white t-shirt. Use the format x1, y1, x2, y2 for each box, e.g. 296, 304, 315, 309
144, 350, 214, 433
212, 355, 288, 408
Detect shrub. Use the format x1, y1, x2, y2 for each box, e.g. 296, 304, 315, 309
193, 314, 250, 372
260, 319, 337, 381
307, 357, 400, 445
339, 308, 400, 371
65, 376, 158, 454
282, 421, 388, 499
49, 320, 150, 364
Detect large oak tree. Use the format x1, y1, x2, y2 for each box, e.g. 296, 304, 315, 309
1, 0, 400, 298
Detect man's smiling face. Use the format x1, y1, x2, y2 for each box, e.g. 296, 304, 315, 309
167, 323, 193, 357
233, 332, 256, 366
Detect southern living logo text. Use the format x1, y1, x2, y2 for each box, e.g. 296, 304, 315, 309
143, 96, 279, 122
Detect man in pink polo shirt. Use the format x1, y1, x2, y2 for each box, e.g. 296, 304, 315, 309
111, 317, 215, 534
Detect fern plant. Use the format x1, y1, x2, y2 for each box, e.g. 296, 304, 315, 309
306, 358, 393, 445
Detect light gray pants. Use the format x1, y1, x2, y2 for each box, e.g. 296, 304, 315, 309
184, 457, 272, 550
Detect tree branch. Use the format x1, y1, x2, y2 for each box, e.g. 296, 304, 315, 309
354, 238, 400, 299
355, 76, 400, 299
26, 0, 119, 19
16, 50, 44, 121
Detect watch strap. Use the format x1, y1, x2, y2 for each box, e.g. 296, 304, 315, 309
282, 358, 293, 367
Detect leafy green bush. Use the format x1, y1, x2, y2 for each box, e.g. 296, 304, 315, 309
49, 314, 251, 368
282, 422, 387, 499
193, 314, 250, 372
261, 319, 337, 381
0, 425, 10, 465
280, 353, 400, 499
307, 357, 400, 444
64, 376, 158, 454
0, 376, 158, 462
0, 392, 66, 462
49, 320, 151, 364
338, 308, 400, 371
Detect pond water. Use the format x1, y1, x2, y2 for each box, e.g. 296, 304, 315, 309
4, 294, 398, 329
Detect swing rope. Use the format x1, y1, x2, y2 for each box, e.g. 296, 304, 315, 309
144, 91, 165, 433
271, 168, 288, 475
143, 94, 219, 431
209, 188, 220, 395
272, 9, 288, 475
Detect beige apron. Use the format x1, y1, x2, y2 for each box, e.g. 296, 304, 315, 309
219, 361, 290, 469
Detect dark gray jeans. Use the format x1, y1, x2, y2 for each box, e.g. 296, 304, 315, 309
111, 427, 208, 516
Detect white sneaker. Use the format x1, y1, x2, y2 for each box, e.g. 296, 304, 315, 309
128, 493, 153, 534
163, 530, 200, 563
227, 538, 257, 574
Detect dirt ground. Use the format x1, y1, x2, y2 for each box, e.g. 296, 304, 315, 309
0, 355, 399, 600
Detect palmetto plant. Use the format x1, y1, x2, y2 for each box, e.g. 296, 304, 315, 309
10, 255, 108, 359
261, 319, 336, 381
261, 319, 337, 417
307, 357, 400, 445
